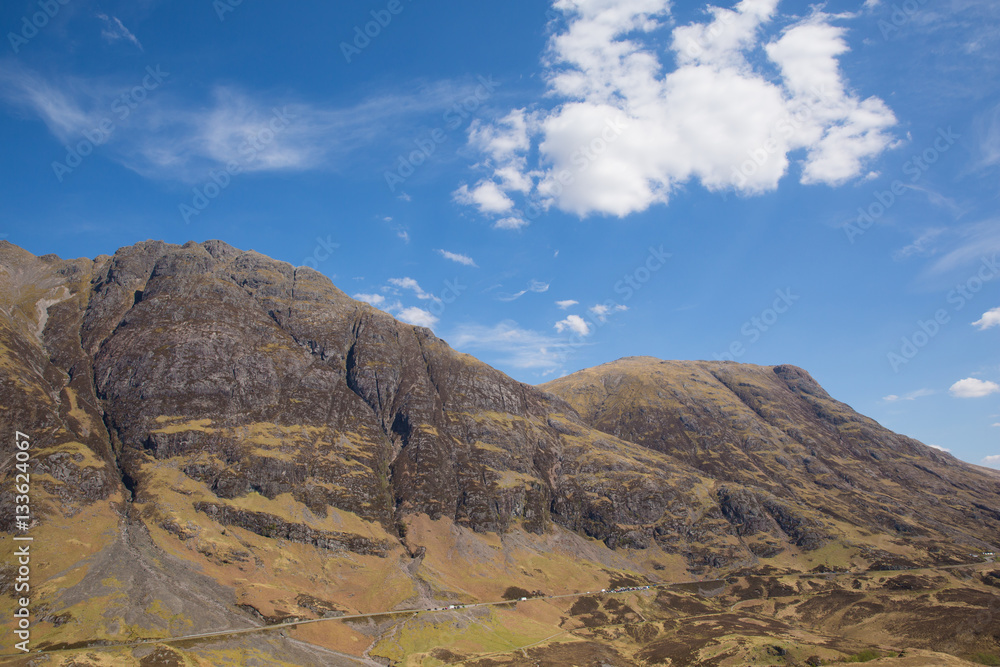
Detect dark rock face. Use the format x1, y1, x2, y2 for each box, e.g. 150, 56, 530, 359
542, 356, 1000, 557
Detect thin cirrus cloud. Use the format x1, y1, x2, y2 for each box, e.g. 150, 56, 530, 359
451, 321, 574, 371
437, 249, 478, 267
882, 388, 934, 402
97, 14, 143, 51
949, 378, 1000, 398
0, 62, 488, 183
497, 279, 550, 302
454, 0, 898, 221
387, 277, 440, 302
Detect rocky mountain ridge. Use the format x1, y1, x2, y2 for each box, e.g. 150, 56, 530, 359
1, 239, 998, 665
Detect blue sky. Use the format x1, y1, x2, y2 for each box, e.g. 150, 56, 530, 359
1, 0, 998, 468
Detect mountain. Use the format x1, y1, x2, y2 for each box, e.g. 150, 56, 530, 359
1, 239, 998, 666
541, 357, 1000, 563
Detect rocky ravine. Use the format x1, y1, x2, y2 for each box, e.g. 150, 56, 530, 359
1, 239, 998, 665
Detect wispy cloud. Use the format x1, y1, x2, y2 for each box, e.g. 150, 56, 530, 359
450, 321, 576, 371
555, 299, 579, 309
388, 277, 440, 301
589, 303, 628, 322
0, 63, 490, 183
882, 388, 934, 402
437, 249, 477, 267
975, 102, 1000, 170
497, 279, 549, 302
97, 14, 143, 51
893, 228, 947, 261
494, 216, 529, 230
925, 220, 1000, 276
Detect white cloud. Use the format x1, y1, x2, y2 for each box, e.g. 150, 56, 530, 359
437, 249, 477, 267
388, 277, 439, 301
450, 321, 572, 370
975, 102, 1000, 170
950, 378, 1000, 398
974, 307, 1000, 330
925, 220, 1000, 276
589, 302, 628, 322
882, 388, 934, 402
893, 228, 947, 260
396, 306, 438, 329
494, 216, 529, 230
555, 314, 591, 337
354, 293, 385, 306
97, 14, 143, 51
982, 455, 1000, 469
556, 299, 579, 309
456, 0, 897, 219
497, 279, 550, 302
0, 63, 487, 183
469, 109, 532, 163
453, 181, 515, 214
927, 444, 950, 452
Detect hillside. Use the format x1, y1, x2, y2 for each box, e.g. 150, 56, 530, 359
0, 240, 998, 666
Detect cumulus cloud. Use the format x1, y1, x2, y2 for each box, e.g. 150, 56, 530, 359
437, 249, 477, 267
555, 314, 591, 337
556, 299, 579, 309
453, 181, 515, 214
974, 307, 1000, 330
396, 306, 438, 329
456, 0, 897, 219
354, 293, 385, 305
589, 302, 628, 322
950, 378, 1000, 398
982, 454, 1000, 469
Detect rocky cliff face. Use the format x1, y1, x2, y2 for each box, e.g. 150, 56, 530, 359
1, 240, 998, 664
542, 357, 1000, 559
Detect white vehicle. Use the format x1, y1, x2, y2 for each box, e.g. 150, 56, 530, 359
520, 597, 527, 601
